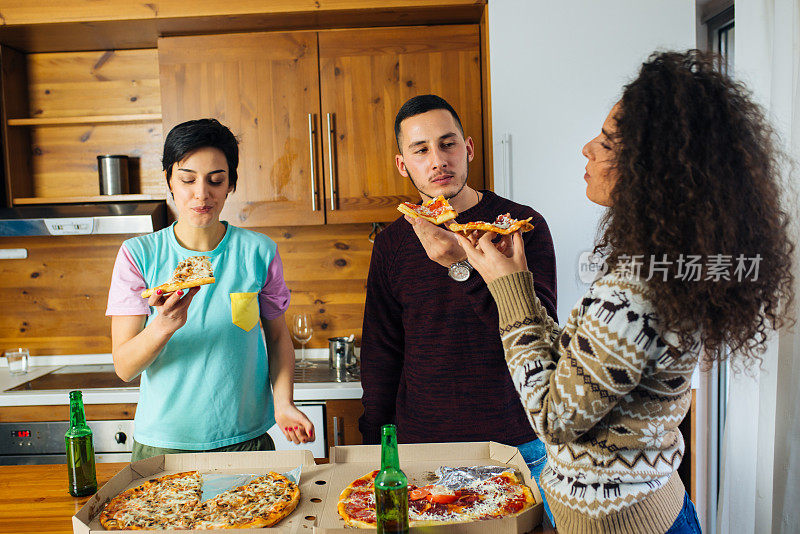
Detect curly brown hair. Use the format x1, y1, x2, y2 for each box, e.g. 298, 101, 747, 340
594, 50, 795, 367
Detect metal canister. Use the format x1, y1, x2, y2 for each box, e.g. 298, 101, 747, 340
97, 155, 129, 195
328, 337, 357, 370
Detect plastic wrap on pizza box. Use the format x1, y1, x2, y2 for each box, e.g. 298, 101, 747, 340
314, 441, 544, 534
72, 449, 334, 533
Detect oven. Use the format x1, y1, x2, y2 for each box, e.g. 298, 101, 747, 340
0, 419, 134, 465
1, 364, 138, 465
1, 363, 336, 464
0, 409, 328, 465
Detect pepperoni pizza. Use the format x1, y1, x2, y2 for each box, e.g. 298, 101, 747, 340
397, 196, 458, 225
337, 469, 535, 528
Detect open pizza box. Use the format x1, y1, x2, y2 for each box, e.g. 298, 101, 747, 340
73, 449, 332, 533
314, 441, 544, 534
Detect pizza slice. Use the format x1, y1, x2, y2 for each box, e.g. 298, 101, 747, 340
141, 255, 215, 298
397, 195, 458, 225
193, 472, 300, 529
447, 213, 534, 236
99, 471, 203, 529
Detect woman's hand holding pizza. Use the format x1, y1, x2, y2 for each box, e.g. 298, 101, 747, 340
148, 286, 201, 334
454, 230, 529, 284
275, 402, 316, 445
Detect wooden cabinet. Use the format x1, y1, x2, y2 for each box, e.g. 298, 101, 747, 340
0, 404, 137, 422
0, 1, 489, 211
0, 46, 165, 206
158, 24, 483, 226
325, 398, 364, 447
318, 25, 483, 223
158, 31, 325, 227
1, 22, 483, 216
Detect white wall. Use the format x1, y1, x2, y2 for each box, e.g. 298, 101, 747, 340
488, 0, 696, 322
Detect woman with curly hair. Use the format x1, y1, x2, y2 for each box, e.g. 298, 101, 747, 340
455, 50, 794, 533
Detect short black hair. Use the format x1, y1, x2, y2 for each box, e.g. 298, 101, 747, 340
162, 118, 239, 191
394, 94, 464, 152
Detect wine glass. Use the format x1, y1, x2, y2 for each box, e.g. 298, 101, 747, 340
291, 313, 314, 368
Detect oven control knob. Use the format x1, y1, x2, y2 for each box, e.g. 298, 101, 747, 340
115, 432, 127, 444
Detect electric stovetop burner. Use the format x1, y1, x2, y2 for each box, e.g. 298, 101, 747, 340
6, 361, 359, 392
7, 364, 139, 391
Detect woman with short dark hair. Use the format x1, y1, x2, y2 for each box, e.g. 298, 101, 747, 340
456, 50, 794, 533
107, 118, 314, 460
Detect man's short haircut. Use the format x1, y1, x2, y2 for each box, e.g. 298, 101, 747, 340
394, 94, 465, 152
163, 118, 240, 191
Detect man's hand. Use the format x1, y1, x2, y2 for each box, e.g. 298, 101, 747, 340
404, 215, 466, 268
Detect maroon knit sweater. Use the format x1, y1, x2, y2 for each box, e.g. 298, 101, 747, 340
359, 191, 558, 446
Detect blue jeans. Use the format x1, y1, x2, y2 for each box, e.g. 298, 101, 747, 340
517, 438, 555, 526
665, 492, 702, 533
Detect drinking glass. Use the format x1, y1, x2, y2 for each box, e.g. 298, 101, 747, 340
4, 348, 29, 375
291, 313, 314, 369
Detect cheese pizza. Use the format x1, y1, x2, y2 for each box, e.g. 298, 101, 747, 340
99, 471, 299, 530
397, 195, 458, 225
338, 469, 535, 528
141, 255, 215, 298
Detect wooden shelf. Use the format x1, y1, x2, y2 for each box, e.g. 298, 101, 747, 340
14, 194, 165, 205
7, 114, 162, 126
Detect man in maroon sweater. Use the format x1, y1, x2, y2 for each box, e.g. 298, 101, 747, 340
359, 95, 558, 522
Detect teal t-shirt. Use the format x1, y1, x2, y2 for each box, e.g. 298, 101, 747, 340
123, 222, 280, 449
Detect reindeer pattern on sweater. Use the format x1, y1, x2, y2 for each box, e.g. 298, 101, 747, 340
488, 270, 700, 531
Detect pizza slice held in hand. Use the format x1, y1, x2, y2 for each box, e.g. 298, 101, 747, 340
397, 195, 458, 225
447, 213, 534, 236
141, 255, 215, 298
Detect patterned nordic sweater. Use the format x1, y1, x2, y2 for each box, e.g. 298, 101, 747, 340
487, 270, 700, 534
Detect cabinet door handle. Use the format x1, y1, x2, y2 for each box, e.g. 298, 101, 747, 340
308, 113, 318, 211
333, 416, 344, 446
327, 112, 337, 211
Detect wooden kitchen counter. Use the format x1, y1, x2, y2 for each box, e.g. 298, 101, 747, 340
0, 463, 556, 533
0, 462, 125, 532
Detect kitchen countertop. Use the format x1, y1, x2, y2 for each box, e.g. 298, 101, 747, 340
2, 352, 699, 408
0, 352, 362, 407
0, 462, 557, 533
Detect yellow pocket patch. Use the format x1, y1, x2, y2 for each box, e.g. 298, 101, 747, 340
230, 292, 260, 332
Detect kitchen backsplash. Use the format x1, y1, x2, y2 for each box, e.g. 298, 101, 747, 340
0, 223, 373, 356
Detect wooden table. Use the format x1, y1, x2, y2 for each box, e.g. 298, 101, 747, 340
0, 463, 556, 533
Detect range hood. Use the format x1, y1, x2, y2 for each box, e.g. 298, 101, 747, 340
0, 201, 167, 236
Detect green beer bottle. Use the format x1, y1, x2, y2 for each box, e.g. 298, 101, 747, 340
374, 424, 409, 534
65, 390, 97, 497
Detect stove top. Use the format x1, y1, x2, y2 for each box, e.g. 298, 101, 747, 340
7, 364, 138, 391
294, 361, 360, 383
5, 361, 359, 392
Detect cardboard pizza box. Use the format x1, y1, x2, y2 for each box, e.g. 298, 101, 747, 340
314, 441, 544, 534
73, 449, 334, 533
